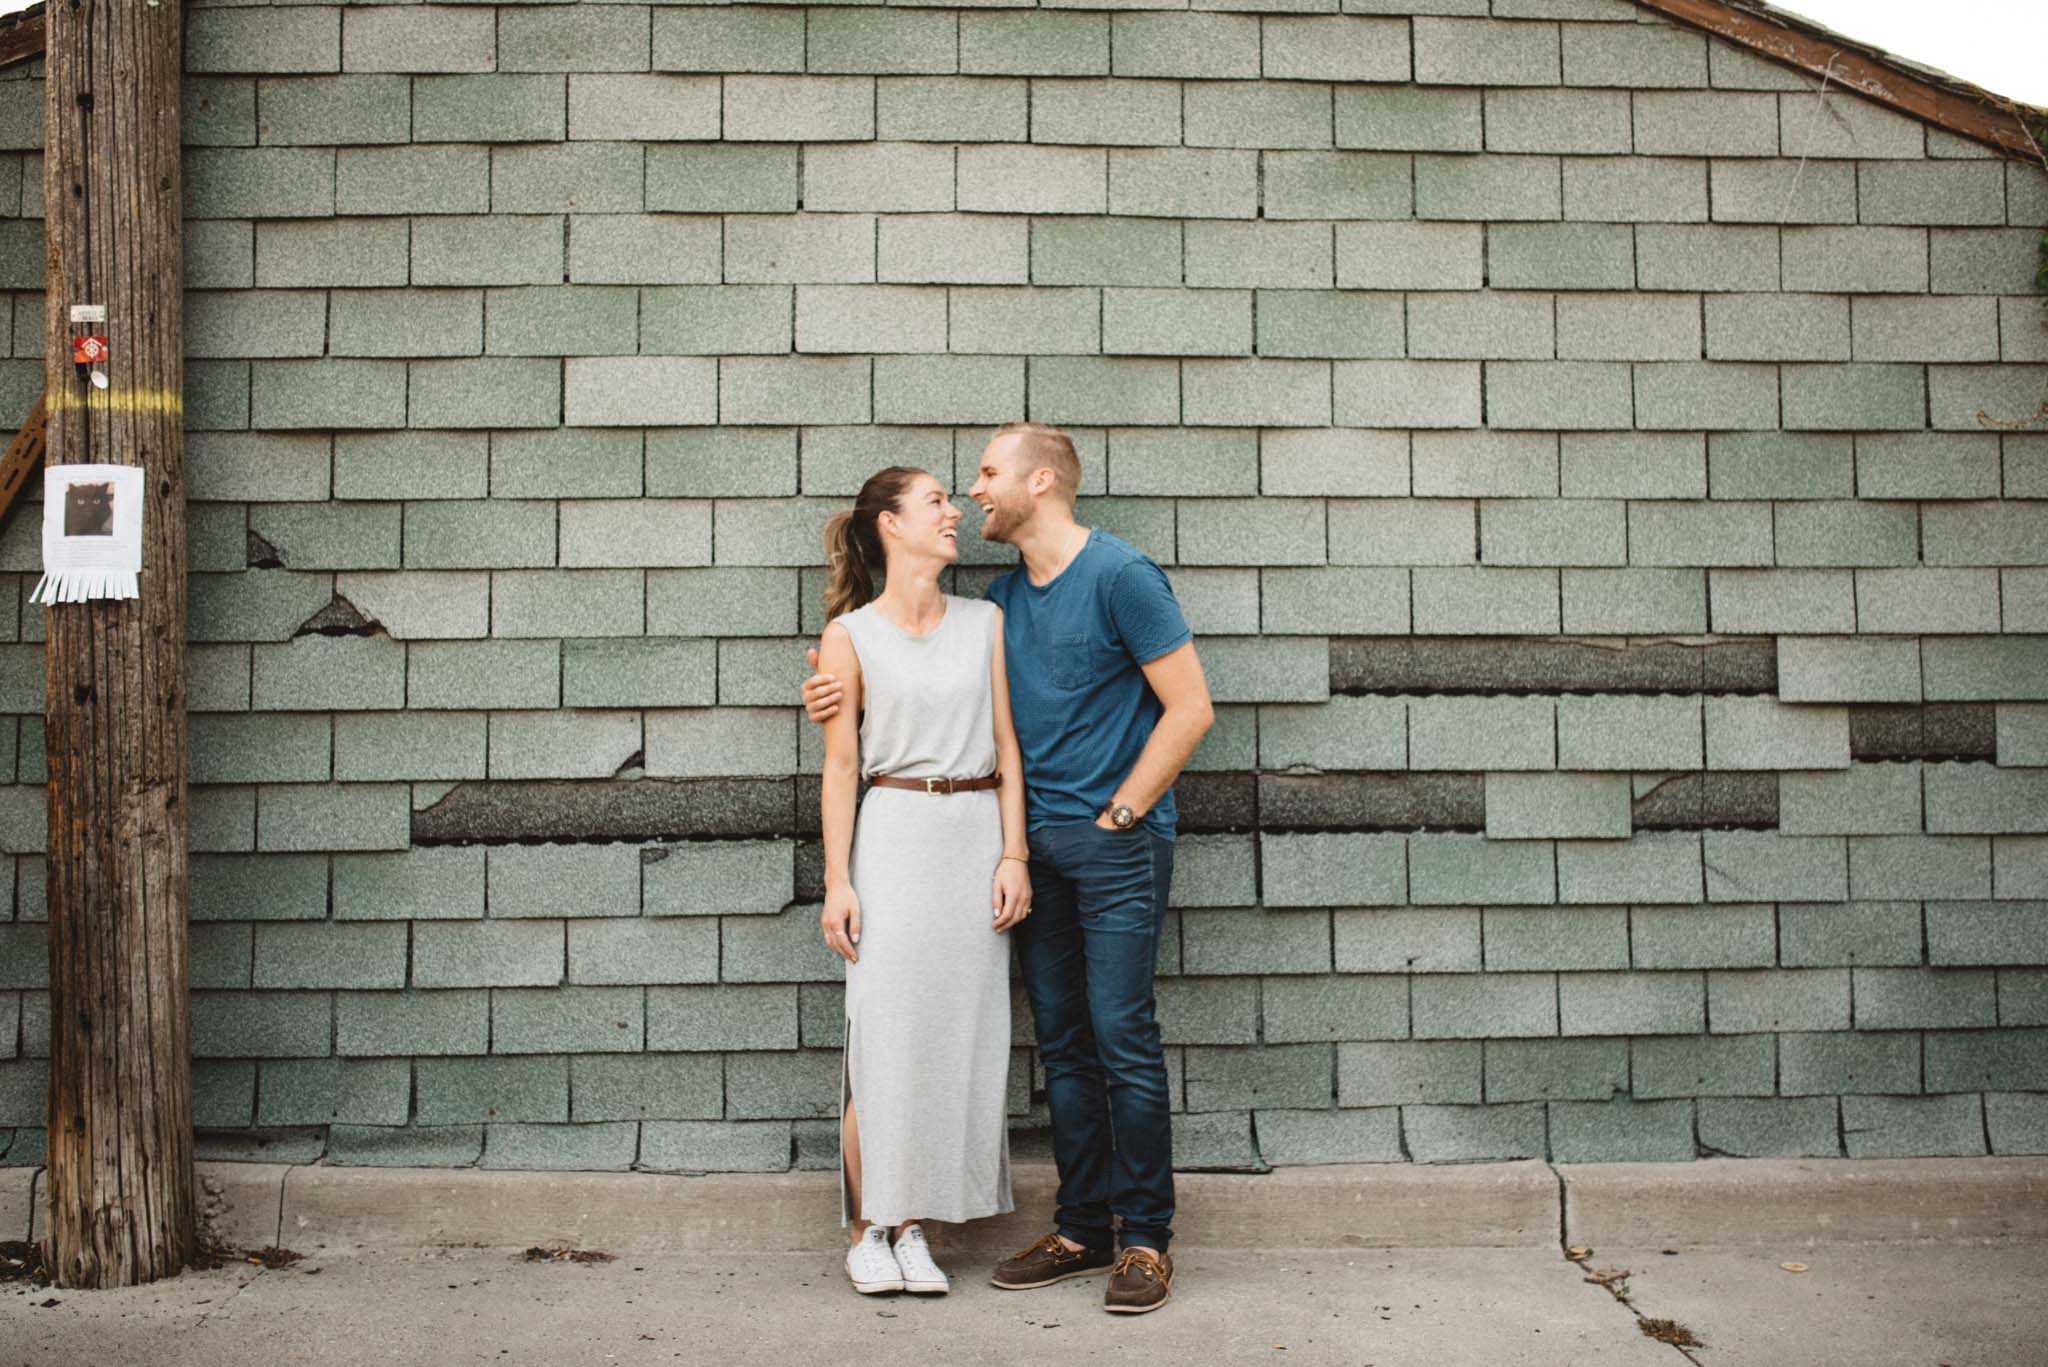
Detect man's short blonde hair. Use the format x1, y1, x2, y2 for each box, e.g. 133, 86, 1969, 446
992, 422, 1082, 504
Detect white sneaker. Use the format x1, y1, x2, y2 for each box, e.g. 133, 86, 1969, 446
892, 1223, 949, 1295
847, 1225, 904, 1295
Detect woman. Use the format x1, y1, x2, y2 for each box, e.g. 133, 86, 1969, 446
816, 466, 1033, 1297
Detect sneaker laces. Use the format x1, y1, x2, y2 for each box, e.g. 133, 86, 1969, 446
851, 1226, 895, 1273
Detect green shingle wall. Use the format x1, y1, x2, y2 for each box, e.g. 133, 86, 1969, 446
0, 2, 2045, 1173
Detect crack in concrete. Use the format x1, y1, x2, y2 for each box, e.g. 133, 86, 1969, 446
1549, 1163, 1708, 1366
191, 1262, 267, 1331
276, 1164, 299, 1249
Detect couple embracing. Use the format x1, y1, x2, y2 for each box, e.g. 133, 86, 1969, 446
802, 422, 1214, 1315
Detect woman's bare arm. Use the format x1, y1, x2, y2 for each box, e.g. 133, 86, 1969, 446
989, 609, 1032, 932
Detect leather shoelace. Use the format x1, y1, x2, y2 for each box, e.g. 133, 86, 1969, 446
1026, 1233, 1072, 1261
1112, 1250, 1161, 1281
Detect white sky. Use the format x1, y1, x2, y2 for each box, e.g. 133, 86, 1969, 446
1778, 0, 2047, 107
0, 0, 2042, 105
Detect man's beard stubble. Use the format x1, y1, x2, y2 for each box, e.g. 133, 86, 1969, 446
980, 491, 1029, 546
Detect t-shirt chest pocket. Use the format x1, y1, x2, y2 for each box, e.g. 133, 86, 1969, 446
1047, 631, 1108, 691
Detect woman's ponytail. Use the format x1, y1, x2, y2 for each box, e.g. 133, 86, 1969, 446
822, 508, 877, 622
821, 466, 924, 622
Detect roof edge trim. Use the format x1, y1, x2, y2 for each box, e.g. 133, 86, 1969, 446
0, 3, 2041, 161
0, 8, 44, 70
1634, 0, 2043, 161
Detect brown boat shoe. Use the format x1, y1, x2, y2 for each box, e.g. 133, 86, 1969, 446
989, 1233, 1116, 1290
1104, 1247, 1173, 1314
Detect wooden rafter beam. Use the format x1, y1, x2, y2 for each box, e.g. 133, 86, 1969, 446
0, 7, 45, 68
0, 391, 45, 526
1634, 0, 2043, 160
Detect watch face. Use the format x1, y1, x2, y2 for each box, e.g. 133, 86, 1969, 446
1113, 805, 1136, 829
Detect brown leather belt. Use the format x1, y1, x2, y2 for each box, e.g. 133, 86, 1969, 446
869, 773, 1001, 795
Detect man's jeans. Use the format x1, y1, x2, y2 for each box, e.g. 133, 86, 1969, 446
1015, 819, 1176, 1254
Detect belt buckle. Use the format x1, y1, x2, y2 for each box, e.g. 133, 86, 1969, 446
924, 777, 941, 795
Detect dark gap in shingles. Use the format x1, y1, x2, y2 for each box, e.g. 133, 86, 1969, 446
1257, 771, 1485, 832
412, 775, 801, 845
291, 593, 380, 638
406, 745, 1812, 852
1330, 635, 1776, 696
1630, 771, 1778, 831
1848, 703, 1995, 761
1175, 770, 1257, 829
245, 529, 284, 570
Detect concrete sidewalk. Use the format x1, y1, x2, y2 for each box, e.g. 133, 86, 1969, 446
5, 1158, 2048, 1364
14, 1155, 2048, 1253
6, 1241, 2045, 1365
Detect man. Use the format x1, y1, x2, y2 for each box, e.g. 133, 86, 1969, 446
802, 422, 1213, 1315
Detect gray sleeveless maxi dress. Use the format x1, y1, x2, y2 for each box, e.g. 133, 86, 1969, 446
836, 595, 1014, 1227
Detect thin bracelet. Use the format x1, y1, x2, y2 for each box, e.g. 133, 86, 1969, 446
1000, 855, 1029, 866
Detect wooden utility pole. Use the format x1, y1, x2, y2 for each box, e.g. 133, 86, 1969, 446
41, 0, 193, 1287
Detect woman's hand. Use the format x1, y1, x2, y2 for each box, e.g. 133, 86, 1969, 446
991, 858, 1032, 933
822, 881, 862, 963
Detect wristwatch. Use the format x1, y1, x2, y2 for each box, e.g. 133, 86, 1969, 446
1103, 801, 1137, 831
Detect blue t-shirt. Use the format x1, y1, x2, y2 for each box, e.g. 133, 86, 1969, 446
984, 529, 1193, 840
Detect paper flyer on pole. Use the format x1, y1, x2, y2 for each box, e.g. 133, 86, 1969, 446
31, 463, 144, 604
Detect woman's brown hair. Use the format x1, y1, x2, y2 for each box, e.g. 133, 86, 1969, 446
821, 466, 926, 622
